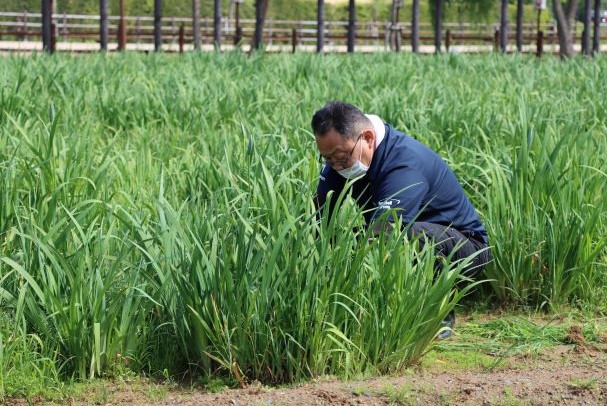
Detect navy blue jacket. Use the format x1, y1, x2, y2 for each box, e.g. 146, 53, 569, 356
316, 123, 488, 242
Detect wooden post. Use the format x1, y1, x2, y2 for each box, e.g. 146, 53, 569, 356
395, 1, 401, 51
192, 0, 201, 50
446, 29, 451, 51
592, 0, 600, 55
41, 0, 52, 53
179, 24, 185, 53
317, 0, 325, 53
347, 0, 355, 53
411, 0, 420, 53
234, 0, 242, 46
494, 29, 499, 52
500, 0, 508, 53
536, 30, 543, 57
100, 0, 108, 51
515, 0, 523, 52
434, 0, 443, 53
389, 0, 402, 51
253, 0, 267, 51
292, 28, 298, 53
154, 0, 162, 52
581, 0, 591, 55
389, 0, 397, 50
581, 28, 588, 55
213, 0, 221, 49
118, 0, 126, 51
395, 27, 401, 52
51, 21, 56, 53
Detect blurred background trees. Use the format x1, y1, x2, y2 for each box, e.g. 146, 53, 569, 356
0, 0, 547, 24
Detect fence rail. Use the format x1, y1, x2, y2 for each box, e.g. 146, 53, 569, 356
0, 11, 605, 54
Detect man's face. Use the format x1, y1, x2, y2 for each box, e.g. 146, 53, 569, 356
315, 128, 375, 171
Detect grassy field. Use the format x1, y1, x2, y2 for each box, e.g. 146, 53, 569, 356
0, 52, 606, 401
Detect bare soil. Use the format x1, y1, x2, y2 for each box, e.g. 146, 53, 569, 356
8, 321, 607, 406
83, 343, 607, 405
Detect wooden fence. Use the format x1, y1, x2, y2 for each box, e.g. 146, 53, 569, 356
0, 11, 604, 54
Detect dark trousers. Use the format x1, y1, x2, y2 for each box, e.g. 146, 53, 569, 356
407, 222, 490, 280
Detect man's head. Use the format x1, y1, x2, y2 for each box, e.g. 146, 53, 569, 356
312, 101, 376, 173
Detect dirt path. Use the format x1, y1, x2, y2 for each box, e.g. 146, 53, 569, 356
103, 344, 606, 405
10, 318, 605, 405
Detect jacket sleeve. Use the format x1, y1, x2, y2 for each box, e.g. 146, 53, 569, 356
315, 162, 346, 220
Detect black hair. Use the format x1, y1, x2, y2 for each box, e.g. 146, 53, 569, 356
311, 101, 370, 139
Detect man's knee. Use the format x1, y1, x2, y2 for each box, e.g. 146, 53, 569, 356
407, 222, 489, 278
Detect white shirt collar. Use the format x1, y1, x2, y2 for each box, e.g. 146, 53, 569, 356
365, 114, 385, 147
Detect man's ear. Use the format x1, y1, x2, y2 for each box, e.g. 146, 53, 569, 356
362, 129, 375, 145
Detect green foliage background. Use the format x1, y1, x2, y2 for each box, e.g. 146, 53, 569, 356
1, 0, 546, 24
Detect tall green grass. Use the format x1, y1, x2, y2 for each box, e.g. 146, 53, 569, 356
0, 53, 606, 389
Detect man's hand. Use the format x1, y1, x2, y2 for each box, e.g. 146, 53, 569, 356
368, 220, 395, 242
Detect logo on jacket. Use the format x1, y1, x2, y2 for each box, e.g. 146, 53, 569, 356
377, 198, 401, 210
319, 163, 327, 181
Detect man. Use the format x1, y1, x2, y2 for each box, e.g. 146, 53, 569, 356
312, 101, 490, 338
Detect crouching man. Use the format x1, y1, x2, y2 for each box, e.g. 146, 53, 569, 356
312, 101, 490, 338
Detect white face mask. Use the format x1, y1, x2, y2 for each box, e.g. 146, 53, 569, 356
337, 140, 369, 179
338, 160, 369, 179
